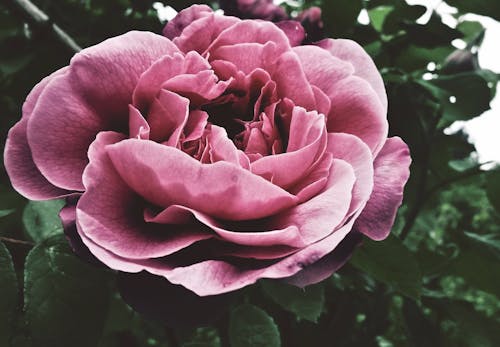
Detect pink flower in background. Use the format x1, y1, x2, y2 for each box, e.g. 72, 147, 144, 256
4, 5, 410, 296
219, 0, 325, 43
219, 0, 288, 22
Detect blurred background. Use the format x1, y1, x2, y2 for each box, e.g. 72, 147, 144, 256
0, 0, 499, 346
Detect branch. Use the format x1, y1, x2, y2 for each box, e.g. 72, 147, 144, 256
424, 161, 492, 199
0, 236, 35, 247
9, 0, 82, 53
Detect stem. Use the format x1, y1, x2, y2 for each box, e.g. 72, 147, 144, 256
0, 236, 35, 247
164, 327, 180, 347
424, 161, 492, 198
399, 149, 429, 241
400, 107, 442, 241
9, 0, 82, 53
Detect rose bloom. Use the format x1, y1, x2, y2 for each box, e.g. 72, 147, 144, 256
5, 5, 410, 297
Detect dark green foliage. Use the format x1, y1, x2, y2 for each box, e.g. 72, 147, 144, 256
22, 200, 65, 242
24, 236, 112, 347
0, 0, 499, 346
228, 304, 281, 347
260, 280, 325, 322
0, 241, 18, 347
351, 235, 422, 300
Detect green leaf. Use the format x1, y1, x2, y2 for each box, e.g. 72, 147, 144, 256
464, 232, 500, 260
0, 208, 15, 218
321, 0, 363, 37
0, 241, 19, 347
457, 21, 484, 44
395, 45, 453, 71
382, 4, 427, 34
446, 0, 500, 21
22, 200, 65, 242
368, 6, 393, 32
260, 280, 325, 323
429, 71, 493, 122
181, 327, 221, 347
427, 132, 476, 180
433, 300, 500, 347
403, 14, 462, 48
350, 235, 422, 299
24, 235, 111, 347
486, 169, 500, 212
402, 299, 442, 346
448, 247, 500, 295
228, 304, 281, 347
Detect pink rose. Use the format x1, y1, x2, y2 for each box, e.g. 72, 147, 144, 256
4, 5, 410, 296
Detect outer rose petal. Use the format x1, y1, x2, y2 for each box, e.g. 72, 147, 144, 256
293, 45, 354, 96
317, 38, 387, 112
26, 31, 179, 191
284, 231, 363, 287
60, 200, 101, 265
163, 4, 213, 39
354, 137, 411, 240
106, 139, 298, 220
78, 132, 212, 259
76, 207, 359, 296
325, 76, 388, 155
149, 206, 360, 296
4, 68, 70, 199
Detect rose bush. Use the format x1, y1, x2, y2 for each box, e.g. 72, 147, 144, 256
4, 5, 410, 296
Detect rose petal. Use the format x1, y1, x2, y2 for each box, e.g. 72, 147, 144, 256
60, 201, 101, 265
163, 4, 213, 40
148, 208, 359, 296
325, 76, 388, 155
293, 44, 354, 97
210, 42, 280, 75
268, 159, 355, 245
326, 133, 374, 216
132, 51, 210, 111
77, 131, 211, 259
4, 68, 70, 199
173, 11, 240, 54
250, 107, 327, 189
147, 89, 190, 144
162, 70, 229, 107
276, 21, 306, 46
354, 137, 411, 240
106, 139, 298, 221
27, 75, 102, 191
272, 51, 316, 111
290, 153, 332, 202
207, 125, 249, 168
128, 105, 150, 140
147, 205, 305, 247
26, 32, 179, 191
317, 38, 387, 112
206, 20, 291, 56
70, 31, 179, 119
285, 231, 362, 287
